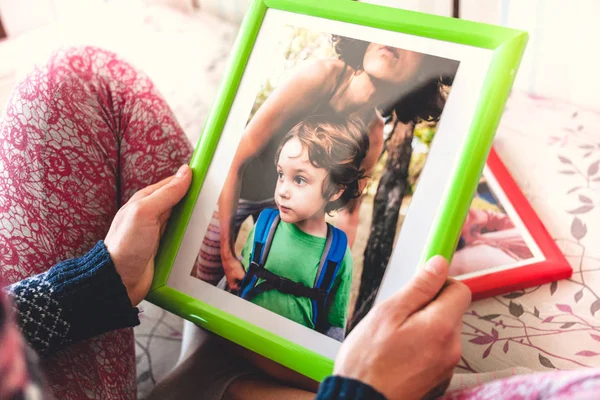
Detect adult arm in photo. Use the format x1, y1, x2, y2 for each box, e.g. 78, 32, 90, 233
477, 227, 525, 241
463, 208, 514, 239
218, 60, 348, 291
449, 244, 517, 276
474, 227, 534, 260
482, 208, 516, 231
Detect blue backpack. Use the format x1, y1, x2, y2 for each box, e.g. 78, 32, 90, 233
238, 208, 348, 333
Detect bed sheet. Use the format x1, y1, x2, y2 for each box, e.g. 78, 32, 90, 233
459, 91, 600, 376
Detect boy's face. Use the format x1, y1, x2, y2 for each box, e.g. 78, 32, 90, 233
274, 138, 330, 224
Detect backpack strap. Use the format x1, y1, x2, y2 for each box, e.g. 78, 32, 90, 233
312, 225, 348, 333
238, 211, 347, 335
244, 268, 327, 301
239, 208, 279, 299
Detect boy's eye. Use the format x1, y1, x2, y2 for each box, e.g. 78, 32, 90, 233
277, 171, 284, 180
294, 176, 306, 185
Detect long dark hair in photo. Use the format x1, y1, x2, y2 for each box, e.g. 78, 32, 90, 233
331, 35, 460, 331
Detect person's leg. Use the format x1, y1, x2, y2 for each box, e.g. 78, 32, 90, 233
148, 330, 315, 400
148, 332, 259, 400
223, 377, 315, 400
0, 46, 192, 399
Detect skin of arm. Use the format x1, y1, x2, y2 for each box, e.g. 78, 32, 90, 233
477, 228, 524, 241
462, 208, 515, 246
484, 209, 515, 231
449, 244, 516, 276
218, 60, 347, 290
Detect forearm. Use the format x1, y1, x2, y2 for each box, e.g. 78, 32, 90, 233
218, 168, 244, 262
486, 210, 515, 231
479, 228, 522, 241
5, 241, 139, 355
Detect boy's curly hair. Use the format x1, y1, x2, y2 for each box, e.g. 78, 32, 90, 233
331, 35, 459, 123
275, 115, 370, 213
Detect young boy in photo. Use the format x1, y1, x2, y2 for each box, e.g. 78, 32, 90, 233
236, 116, 369, 341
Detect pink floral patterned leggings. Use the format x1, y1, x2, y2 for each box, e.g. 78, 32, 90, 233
0, 46, 192, 399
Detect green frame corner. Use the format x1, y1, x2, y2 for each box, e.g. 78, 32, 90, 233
148, 0, 528, 382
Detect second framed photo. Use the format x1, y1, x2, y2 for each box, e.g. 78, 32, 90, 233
451, 147, 572, 299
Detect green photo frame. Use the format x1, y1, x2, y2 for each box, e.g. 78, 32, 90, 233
147, 0, 527, 382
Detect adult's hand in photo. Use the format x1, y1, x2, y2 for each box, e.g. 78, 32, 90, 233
333, 256, 472, 400
104, 165, 192, 306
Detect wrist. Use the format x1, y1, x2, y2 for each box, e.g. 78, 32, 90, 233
121, 260, 154, 307
124, 283, 143, 307
8, 241, 140, 354
316, 376, 387, 400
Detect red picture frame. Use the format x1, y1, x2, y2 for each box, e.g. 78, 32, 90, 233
456, 147, 572, 300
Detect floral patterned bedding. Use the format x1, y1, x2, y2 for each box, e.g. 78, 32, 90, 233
456, 91, 600, 385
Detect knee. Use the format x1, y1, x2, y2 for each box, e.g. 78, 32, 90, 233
47, 46, 111, 76
43, 46, 148, 90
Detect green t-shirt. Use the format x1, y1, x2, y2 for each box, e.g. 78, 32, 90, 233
241, 220, 353, 331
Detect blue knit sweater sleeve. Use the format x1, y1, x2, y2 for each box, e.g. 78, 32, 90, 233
6, 241, 140, 355
316, 376, 387, 400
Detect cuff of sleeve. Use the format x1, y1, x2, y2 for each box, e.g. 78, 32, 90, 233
316, 376, 387, 400
47, 241, 140, 343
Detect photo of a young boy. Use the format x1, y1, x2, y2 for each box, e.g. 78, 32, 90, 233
227, 116, 368, 341
190, 24, 460, 337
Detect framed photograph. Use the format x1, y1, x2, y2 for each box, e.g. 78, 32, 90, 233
450, 147, 572, 300
147, 0, 528, 381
